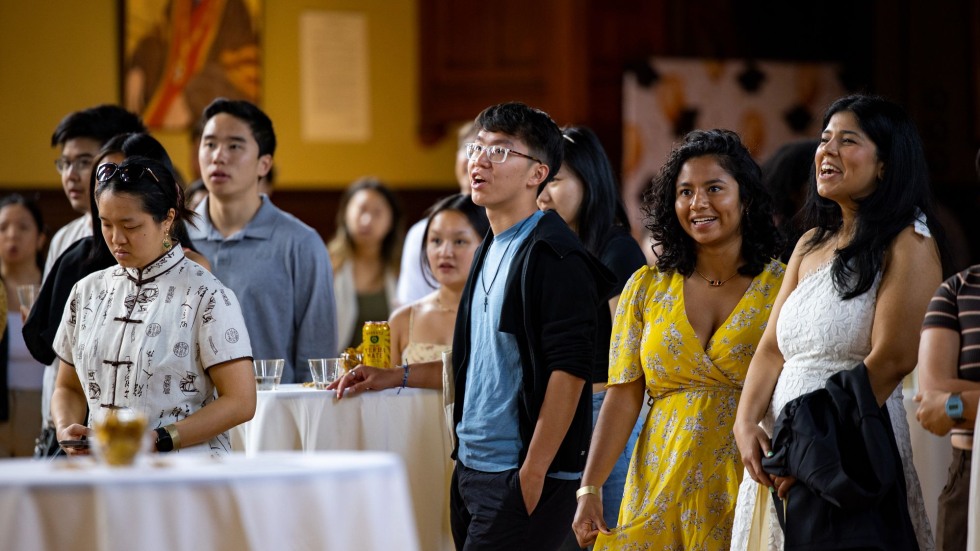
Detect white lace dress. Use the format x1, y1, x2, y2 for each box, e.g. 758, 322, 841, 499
730, 259, 934, 551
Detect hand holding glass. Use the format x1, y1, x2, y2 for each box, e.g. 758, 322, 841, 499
92, 407, 148, 467
16, 284, 40, 316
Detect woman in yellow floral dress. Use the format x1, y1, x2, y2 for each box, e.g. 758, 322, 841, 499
573, 129, 785, 550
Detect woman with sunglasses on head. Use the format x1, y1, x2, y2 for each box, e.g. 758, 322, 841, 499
51, 156, 255, 456
24, 133, 209, 456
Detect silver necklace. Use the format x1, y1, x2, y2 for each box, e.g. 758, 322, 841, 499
480, 216, 532, 312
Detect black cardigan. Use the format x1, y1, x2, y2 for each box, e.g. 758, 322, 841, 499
762, 362, 918, 551
451, 211, 615, 473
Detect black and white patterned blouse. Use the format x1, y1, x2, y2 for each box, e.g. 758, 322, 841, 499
55, 246, 253, 455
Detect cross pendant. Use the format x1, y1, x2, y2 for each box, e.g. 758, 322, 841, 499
484, 294, 488, 312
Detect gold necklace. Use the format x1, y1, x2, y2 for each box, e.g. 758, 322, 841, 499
693, 268, 740, 287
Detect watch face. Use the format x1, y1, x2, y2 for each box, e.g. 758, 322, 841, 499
947, 394, 964, 419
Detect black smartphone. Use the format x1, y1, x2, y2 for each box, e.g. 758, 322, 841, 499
58, 439, 90, 450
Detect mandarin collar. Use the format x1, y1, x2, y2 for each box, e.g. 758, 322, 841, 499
116, 245, 185, 285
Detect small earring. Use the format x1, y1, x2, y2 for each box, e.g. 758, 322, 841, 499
163, 235, 172, 250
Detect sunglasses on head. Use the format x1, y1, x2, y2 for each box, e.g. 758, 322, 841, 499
96, 162, 160, 185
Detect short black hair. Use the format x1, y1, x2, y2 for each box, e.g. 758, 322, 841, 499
201, 98, 276, 157
50, 105, 146, 147
475, 102, 563, 188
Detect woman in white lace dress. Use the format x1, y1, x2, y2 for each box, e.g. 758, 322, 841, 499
731, 95, 944, 550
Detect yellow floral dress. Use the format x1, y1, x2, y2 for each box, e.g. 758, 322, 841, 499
596, 260, 784, 551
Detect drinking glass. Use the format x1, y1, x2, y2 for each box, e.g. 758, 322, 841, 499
253, 359, 285, 391
92, 407, 148, 467
309, 358, 344, 390
16, 284, 40, 313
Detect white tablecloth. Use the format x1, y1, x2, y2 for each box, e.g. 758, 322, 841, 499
231, 385, 453, 551
0, 451, 418, 551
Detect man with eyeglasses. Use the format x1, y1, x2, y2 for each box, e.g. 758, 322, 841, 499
32, 105, 145, 457
448, 102, 614, 549
47, 105, 146, 278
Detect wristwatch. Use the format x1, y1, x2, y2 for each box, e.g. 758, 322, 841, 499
154, 427, 174, 452
945, 392, 965, 422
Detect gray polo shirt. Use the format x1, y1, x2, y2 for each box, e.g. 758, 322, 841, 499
189, 196, 338, 383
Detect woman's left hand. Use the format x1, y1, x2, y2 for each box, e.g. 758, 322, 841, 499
572, 492, 610, 547
328, 364, 400, 398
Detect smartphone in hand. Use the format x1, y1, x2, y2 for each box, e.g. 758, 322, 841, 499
58, 439, 90, 450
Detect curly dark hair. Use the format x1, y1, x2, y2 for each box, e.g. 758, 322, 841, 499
643, 129, 780, 277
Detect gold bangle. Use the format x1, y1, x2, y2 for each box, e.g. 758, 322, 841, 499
576, 485, 600, 500
164, 424, 181, 451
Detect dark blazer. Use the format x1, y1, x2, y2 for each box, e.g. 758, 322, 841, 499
762, 362, 918, 551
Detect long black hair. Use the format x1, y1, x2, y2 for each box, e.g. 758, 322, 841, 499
644, 128, 780, 276
559, 126, 631, 257
800, 94, 946, 299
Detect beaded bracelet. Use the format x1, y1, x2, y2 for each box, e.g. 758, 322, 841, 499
397, 364, 410, 394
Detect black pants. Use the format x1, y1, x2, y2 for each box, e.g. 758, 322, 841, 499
451, 462, 578, 551
937, 447, 971, 551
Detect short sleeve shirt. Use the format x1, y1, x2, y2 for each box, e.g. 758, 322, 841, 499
54, 246, 252, 455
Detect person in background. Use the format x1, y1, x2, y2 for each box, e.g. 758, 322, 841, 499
914, 147, 980, 551
760, 139, 819, 263
33, 106, 145, 455
731, 94, 941, 550
189, 98, 337, 383
0, 195, 46, 457
52, 157, 255, 456
572, 129, 783, 549
537, 125, 647, 544
47, 106, 147, 278
397, 121, 479, 305
390, 193, 488, 367
328, 177, 403, 353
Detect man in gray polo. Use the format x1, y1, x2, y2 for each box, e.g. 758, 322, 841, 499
189, 98, 337, 383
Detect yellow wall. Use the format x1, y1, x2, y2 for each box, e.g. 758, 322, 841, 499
0, 0, 459, 190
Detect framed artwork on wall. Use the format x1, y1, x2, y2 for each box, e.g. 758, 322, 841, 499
120, 0, 263, 131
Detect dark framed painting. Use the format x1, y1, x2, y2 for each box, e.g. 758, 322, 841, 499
120, 0, 263, 131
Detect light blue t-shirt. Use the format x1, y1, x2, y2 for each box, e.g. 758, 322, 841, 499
457, 211, 542, 472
